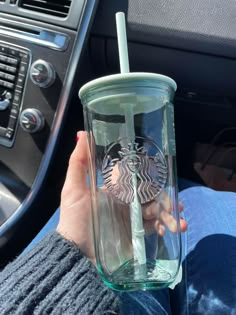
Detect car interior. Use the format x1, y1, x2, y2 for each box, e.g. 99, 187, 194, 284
0, 0, 236, 267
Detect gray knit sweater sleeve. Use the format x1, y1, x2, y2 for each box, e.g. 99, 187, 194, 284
0, 231, 120, 315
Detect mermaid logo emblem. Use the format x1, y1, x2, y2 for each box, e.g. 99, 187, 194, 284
102, 138, 168, 204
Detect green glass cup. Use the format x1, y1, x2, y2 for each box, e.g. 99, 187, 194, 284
79, 72, 181, 291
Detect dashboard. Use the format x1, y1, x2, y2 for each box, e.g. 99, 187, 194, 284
0, 0, 98, 263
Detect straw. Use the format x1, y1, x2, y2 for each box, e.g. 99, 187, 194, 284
115, 12, 147, 271
115, 12, 130, 73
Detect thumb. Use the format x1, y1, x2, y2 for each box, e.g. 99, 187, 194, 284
64, 131, 89, 192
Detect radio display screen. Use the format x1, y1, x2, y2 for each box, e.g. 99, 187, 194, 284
0, 109, 10, 128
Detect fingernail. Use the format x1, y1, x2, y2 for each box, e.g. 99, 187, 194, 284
76, 132, 80, 143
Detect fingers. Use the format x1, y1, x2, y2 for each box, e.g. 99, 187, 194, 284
142, 198, 183, 221
159, 210, 178, 233
159, 211, 187, 233
180, 217, 188, 232
62, 131, 89, 195
142, 202, 157, 220
154, 221, 166, 236
142, 194, 187, 236
159, 191, 172, 213
70, 131, 88, 168
153, 216, 187, 236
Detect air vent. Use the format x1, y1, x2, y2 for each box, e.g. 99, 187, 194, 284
19, 0, 72, 18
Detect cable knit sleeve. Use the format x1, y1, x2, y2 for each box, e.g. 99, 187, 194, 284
0, 231, 120, 315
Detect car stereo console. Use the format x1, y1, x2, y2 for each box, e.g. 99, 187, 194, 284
0, 42, 30, 147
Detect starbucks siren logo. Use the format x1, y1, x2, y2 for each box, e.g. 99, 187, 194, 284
102, 138, 168, 204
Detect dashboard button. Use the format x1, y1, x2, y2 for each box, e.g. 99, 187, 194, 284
12, 105, 19, 113
0, 55, 8, 63
0, 98, 10, 111
3, 81, 14, 89
11, 107, 18, 116
5, 73, 15, 81
13, 92, 21, 104
0, 64, 7, 71
9, 48, 18, 57
0, 91, 12, 110
5, 129, 13, 139
19, 63, 27, 76
8, 117, 17, 130
5, 130, 13, 139
19, 52, 29, 62
0, 127, 6, 137
16, 76, 24, 87
6, 65, 17, 73
0, 71, 5, 79
30, 60, 55, 88
0, 46, 9, 54
7, 57, 18, 66
20, 108, 45, 133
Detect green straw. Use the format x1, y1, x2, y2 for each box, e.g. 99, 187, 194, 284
115, 12, 130, 73
115, 12, 147, 271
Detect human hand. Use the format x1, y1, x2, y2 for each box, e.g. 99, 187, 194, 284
57, 131, 94, 261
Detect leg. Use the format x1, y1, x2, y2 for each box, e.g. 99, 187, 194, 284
117, 180, 201, 315
171, 186, 236, 315
23, 208, 173, 314
119, 290, 172, 315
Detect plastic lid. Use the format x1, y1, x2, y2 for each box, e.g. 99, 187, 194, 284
79, 72, 177, 99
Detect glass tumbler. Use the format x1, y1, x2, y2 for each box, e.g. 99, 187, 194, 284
79, 73, 181, 291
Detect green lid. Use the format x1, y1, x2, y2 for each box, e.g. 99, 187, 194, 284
79, 72, 177, 99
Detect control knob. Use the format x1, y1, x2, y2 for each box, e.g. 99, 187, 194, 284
20, 108, 45, 133
30, 60, 55, 88
0, 90, 12, 111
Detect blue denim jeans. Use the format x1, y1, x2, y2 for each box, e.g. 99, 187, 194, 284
24, 183, 236, 315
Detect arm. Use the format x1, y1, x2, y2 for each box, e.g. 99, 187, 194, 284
0, 131, 120, 315
0, 231, 120, 315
